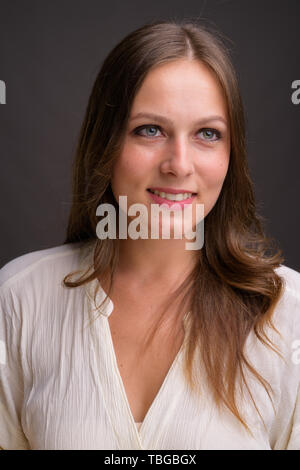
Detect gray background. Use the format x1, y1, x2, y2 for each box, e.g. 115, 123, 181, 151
0, 0, 299, 271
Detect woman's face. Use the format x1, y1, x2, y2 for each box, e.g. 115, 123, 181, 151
111, 59, 231, 238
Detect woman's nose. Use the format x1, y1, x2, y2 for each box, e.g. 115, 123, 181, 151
161, 135, 194, 176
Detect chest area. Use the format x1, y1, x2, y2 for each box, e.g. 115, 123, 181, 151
107, 305, 184, 422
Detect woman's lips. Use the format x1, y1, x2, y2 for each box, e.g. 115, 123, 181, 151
146, 189, 196, 209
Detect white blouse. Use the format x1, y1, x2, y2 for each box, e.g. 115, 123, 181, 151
0, 239, 299, 450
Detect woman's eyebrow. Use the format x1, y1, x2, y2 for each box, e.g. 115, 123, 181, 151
130, 112, 228, 127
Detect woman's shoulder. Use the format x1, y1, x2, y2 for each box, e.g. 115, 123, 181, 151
271, 263, 300, 336
275, 263, 300, 302
0, 240, 94, 295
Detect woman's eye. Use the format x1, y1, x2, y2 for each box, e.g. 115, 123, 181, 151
134, 125, 162, 138
198, 128, 221, 142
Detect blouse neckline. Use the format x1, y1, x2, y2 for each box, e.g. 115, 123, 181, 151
80, 239, 189, 449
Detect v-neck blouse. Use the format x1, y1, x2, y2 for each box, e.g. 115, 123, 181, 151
135, 422, 142, 431
0, 239, 299, 450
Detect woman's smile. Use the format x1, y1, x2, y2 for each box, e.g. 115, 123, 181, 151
146, 188, 197, 209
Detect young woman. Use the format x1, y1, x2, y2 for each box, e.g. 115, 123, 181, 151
0, 19, 299, 450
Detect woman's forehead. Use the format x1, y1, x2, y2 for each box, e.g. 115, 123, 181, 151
130, 62, 229, 128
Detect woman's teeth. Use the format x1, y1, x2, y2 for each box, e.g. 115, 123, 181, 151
149, 189, 194, 201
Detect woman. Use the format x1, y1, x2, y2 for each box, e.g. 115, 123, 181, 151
0, 19, 299, 450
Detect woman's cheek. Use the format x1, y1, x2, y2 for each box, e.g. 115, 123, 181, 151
206, 153, 229, 184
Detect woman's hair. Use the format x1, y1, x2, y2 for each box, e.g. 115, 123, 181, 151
63, 18, 285, 435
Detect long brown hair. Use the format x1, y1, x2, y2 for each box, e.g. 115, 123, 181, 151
63, 18, 285, 434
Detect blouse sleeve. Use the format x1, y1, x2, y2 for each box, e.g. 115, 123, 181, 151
0, 282, 30, 450
272, 371, 300, 450
286, 383, 300, 449
269, 267, 300, 450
